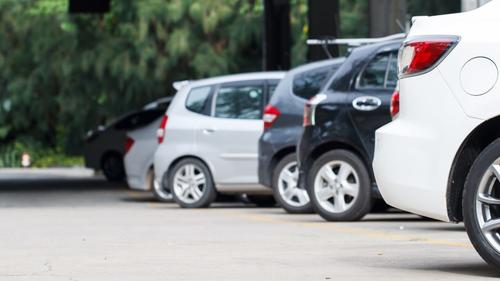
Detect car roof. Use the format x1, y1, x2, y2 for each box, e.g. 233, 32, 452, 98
287, 58, 345, 76
186, 72, 286, 89
143, 96, 173, 110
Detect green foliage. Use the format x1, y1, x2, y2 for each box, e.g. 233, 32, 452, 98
0, 139, 82, 168
340, 0, 369, 37
0, 0, 270, 165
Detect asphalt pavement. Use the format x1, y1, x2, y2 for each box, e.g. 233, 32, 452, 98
0, 169, 497, 280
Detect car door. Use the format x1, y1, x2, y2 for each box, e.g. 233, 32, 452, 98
346, 50, 398, 160
196, 80, 265, 185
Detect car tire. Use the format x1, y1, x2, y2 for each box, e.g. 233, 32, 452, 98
246, 195, 276, 207
272, 153, 313, 213
169, 158, 217, 208
463, 139, 500, 268
307, 149, 373, 221
152, 168, 173, 202
102, 154, 125, 182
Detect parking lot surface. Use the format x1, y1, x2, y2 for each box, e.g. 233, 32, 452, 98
0, 171, 498, 280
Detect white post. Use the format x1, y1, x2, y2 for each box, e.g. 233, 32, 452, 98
462, 0, 491, 12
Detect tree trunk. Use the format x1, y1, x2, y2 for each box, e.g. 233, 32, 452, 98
307, 0, 340, 61
369, 0, 407, 37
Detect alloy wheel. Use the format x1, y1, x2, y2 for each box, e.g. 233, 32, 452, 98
313, 160, 360, 213
277, 161, 309, 207
173, 164, 206, 204
475, 161, 500, 253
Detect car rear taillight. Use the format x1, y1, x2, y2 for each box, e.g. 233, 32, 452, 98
303, 103, 312, 127
125, 137, 135, 154
303, 94, 327, 127
390, 90, 400, 119
263, 105, 280, 130
398, 36, 459, 78
157, 115, 168, 144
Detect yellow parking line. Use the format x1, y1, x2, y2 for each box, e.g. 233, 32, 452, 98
231, 212, 472, 249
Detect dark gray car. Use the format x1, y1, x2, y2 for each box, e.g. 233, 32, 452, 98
258, 58, 344, 213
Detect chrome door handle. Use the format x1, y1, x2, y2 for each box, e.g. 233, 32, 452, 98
202, 128, 216, 134
352, 96, 381, 111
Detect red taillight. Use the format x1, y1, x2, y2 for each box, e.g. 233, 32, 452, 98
303, 103, 312, 127
390, 90, 400, 118
263, 105, 280, 130
399, 36, 459, 78
157, 115, 168, 144
125, 137, 135, 154
303, 94, 327, 127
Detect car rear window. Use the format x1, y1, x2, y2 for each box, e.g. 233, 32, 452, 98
185, 86, 212, 115
114, 109, 165, 130
293, 65, 336, 100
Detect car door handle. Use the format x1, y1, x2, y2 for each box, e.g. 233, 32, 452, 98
352, 96, 382, 111
202, 128, 216, 134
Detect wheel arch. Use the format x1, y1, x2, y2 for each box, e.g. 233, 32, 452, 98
268, 146, 296, 181
100, 150, 123, 169
167, 155, 214, 182
303, 140, 372, 183
447, 115, 500, 222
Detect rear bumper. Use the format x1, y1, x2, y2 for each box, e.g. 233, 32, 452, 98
126, 174, 150, 191
373, 71, 481, 221
297, 126, 315, 190
258, 138, 273, 188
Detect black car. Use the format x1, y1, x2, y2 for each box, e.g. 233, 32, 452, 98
298, 39, 401, 221
258, 58, 345, 213
84, 97, 172, 181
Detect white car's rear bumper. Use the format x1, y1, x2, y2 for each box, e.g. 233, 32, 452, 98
126, 174, 150, 191
373, 70, 481, 221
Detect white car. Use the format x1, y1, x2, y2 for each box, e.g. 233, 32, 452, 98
373, 2, 500, 267
124, 97, 173, 201
154, 72, 284, 208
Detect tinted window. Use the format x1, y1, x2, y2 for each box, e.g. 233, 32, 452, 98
358, 53, 390, 88
215, 84, 264, 120
358, 51, 398, 89
293, 66, 333, 100
186, 86, 212, 114
114, 109, 165, 130
386, 53, 398, 89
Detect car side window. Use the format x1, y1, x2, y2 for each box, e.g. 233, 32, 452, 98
185, 86, 212, 115
214, 84, 264, 120
293, 66, 333, 100
386, 53, 398, 89
357, 51, 398, 89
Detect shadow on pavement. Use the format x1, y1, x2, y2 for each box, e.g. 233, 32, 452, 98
0, 177, 126, 192
416, 262, 499, 278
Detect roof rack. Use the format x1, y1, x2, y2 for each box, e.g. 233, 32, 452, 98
307, 33, 407, 58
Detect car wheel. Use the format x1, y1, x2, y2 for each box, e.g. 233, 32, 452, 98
463, 139, 500, 268
246, 195, 276, 207
272, 153, 313, 213
152, 169, 173, 202
169, 158, 216, 208
102, 154, 125, 182
307, 149, 372, 221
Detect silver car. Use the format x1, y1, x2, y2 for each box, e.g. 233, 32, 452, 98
154, 72, 284, 208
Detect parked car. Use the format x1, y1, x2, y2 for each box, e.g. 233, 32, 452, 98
297, 38, 402, 221
154, 72, 284, 208
84, 97, 171, 181
374, 2, 500, 268
124, 97, 173, 201
259, 58, 345, 213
